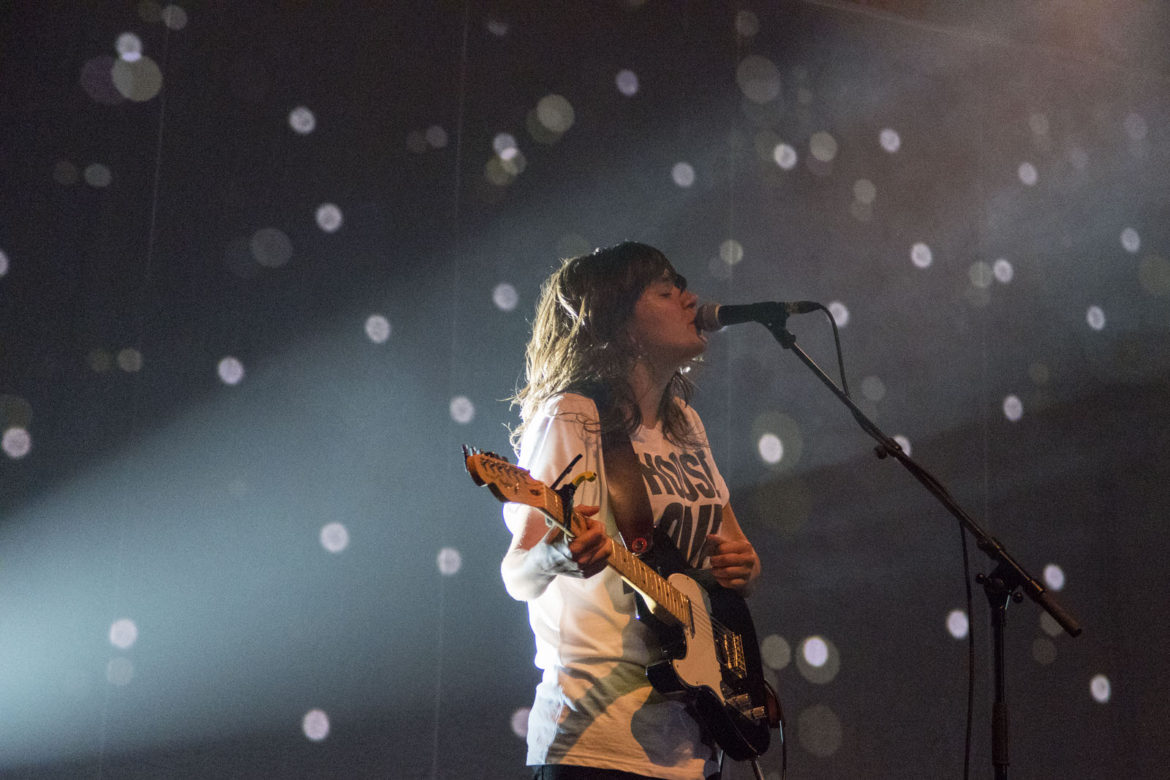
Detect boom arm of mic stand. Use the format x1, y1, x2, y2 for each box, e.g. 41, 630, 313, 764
759, 319, 1082, 638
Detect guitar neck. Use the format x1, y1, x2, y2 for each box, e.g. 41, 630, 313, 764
561, 505, 691, 628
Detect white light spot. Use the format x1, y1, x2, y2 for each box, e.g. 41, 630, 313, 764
1032, 637, 1057, 665
802, 636, 828, 667
1043, 563, 1065, 591
1086, 305, 1106, 331
365, 314, 392, 343
615, 69, 639, 96
450, 396, 475, 424
116, 33, 143, 62
111, 55, 163, 102
760, 634, 791, 670
879, 128, 901, 153
809, 131, 838, 162
969, 261, 994, 289
797, 704, 842, 758
2, 427, 31, 458
116, 348, 143, 372
1090, 675, 1111, 703
106, 657, 135, 686
893, 434, 912, 456
719, 239, 744, 266
1003, 394, 1023, 422
736, 55, 781, 104
217, 357, 245, 385
735, 10, 760, 38
315, 203, 343, 233
910, 242, 933, 269
1120, 227, 1141, 253
671, 162, 695, 188
493, 133, 518, 157
1123, 112, 1148, 142
510, 707, 530, 737
250, 227, 293, 267
1018, 162, 1038, 186
493, 283, 519, 312
757, 433, 783, 464
535, 94, 575, 134
437, 547, 463, 576
85, 164, 113, 188
772, 143, 797, 170
289, 106, 316, 135
853, 178, 876, 205
320, 522, 350, 553
946, 609, 969, 639
486, 18, 509, 37
0, 249, 8, 277
827, 300, 849, 327
993, 258, 1014, 283
425, 125, 448, 149
302, 709, 330, 741
160, 5, 188, 30
109, 618, 139, 649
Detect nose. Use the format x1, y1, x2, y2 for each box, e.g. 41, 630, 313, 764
681, 288, 698, 309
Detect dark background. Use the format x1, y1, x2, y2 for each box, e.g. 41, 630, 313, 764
1, 1, 1167, 777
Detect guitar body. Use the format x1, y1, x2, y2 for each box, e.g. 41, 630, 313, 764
637, 530, 773, 761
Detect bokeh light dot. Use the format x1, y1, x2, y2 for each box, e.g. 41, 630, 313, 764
1032, 637, 1057, 665
510, 707, 530, 738
671, 162, 695, 188
0, 249, 8, 277
1120, 227, 1141, 253
217, 357, 245, 385
302, 709, 330, 741
969, 261, 994, 289
365, 314, 392, 343
117, 348, 143, 372
425, 125, 448, 148
1043, 563, 1066, 591
289, 106, 316, 134
250, 227, 293, 267
719, 239, 744, 266
1086, 305, 1106, 331
802, 636, 829, 667
860, 375, 886, 402
910, 242, 933, 269
111, 55, 163, 101
85, 164, 113, 188
827, 300, 849, 327
161, 4, 188, 30
760, 634, 791, 670
493, 283, 519, 312
946, 609, 969, 639
3, 428, 31, 458
772, 143, 797, 170
993, 258, 1014, 283
315, 203, 343, 233
809, 131, 838, 162
736, 55, 781, 104
797, 704, 842, 758
535, 94, 575, 134
735, 10, 760, 37
437, 547, 463, 576
450, 396, 475, 424
1003, 394, 1023, 422
116, 33, 143, 62
320, 522, 350, 553
879, 128, 901, 152
1090, 675, 1111, 703
615, 69, 639, 96
757, 433, 783, 464
893, 434, 912, 456
853, 178, 876, 204
1018, 162, 1038, 186
109, 618, 139, 650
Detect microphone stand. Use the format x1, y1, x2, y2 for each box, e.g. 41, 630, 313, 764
754, 313, 1082, 780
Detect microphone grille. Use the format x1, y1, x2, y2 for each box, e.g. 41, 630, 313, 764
695, 303, 722, 332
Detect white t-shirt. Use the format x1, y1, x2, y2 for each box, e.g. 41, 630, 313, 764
503, 393, 730, 779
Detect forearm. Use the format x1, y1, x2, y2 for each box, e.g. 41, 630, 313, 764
500, 543, 562, 602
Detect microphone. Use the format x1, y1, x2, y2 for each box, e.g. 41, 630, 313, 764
696, 301, 819, 332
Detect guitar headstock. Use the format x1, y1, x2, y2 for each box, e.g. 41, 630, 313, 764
463, 446, 549, 509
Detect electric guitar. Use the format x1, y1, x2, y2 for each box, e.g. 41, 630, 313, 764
463, 448, 779, 761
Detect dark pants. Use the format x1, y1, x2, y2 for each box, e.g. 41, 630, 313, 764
531, 766, 719, 780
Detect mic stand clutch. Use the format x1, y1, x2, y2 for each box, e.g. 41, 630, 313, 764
751, 312, 1082, 780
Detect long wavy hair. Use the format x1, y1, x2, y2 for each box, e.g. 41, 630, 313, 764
510, 241, 700, 453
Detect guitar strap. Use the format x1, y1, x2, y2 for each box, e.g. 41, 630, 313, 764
576, 386, 655, 555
